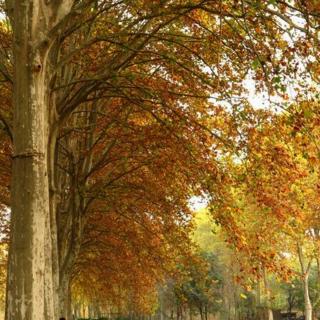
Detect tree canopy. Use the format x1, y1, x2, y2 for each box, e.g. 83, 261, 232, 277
2, 1, 320, 320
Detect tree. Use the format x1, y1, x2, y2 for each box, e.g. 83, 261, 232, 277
4, 2, 73, 320
2, 1, 320, 319
211, 102, 320, 320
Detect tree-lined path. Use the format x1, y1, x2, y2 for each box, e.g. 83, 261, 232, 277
0, 1, 320, 320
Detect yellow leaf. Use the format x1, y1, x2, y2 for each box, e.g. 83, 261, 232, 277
240, 293, 247, 299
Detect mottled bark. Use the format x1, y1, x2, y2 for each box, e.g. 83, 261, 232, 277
6, 4, 53, 320
5, 1, 73, 319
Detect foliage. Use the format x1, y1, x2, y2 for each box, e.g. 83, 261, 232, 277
3, 0, 320, 318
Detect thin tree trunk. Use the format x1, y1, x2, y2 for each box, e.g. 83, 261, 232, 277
59, 273, 73, 320
297, 242, 313, 320
58, 192, 84, 319
48, 126, 60, 318
159, 287, 164, 320
198, 306, 204, 320
263, 268, 273, 320
257, 276, 261, 306
303, 275, 312, 320
189, 307, 193, 320
74, 302, 80, 319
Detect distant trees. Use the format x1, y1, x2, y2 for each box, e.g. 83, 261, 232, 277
209, 103, 320, 320
159, 252, 222, 320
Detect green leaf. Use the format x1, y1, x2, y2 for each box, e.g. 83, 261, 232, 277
303, 109, 313, 119
252, 58, 261, 70
272, 76, 281, 84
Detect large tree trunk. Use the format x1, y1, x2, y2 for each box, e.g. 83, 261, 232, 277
5, 1, 73, 319
5, 3, 54, 320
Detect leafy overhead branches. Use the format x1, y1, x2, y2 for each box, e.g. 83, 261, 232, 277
2, 0, 320, 316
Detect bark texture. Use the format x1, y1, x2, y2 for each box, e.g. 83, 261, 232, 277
5, 1, 73, 319
59, 274, 72, 320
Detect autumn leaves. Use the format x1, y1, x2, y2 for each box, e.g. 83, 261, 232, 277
2, 1, 320, 320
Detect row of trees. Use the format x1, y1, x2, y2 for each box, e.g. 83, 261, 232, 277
160, 202, 320, 320
210, 102, 320, 320
1, 1, 320, 320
